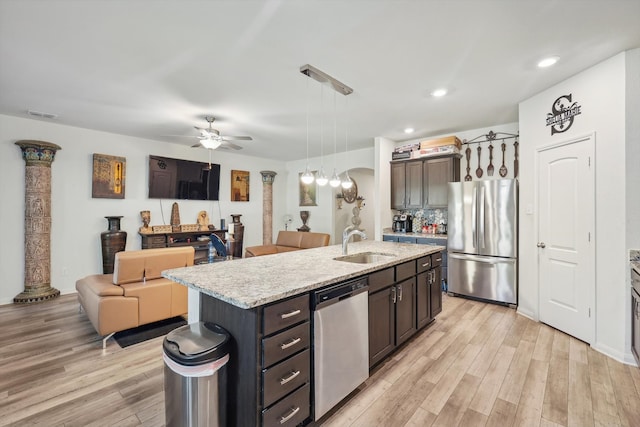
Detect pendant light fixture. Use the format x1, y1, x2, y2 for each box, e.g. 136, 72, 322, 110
341, 95, 353, 189
315, 84, 328, 186
298, 64, 353, 188
329, 90, 341, 188
300, 75, 315, 185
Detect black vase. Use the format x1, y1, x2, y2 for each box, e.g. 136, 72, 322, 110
101, 216, 127, 274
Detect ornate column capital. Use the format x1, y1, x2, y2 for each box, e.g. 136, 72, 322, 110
260, 170, 277, 184
15, 140, 61, 167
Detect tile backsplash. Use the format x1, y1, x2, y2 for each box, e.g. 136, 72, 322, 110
396, 208, 448, 232
631, 249, 640, 262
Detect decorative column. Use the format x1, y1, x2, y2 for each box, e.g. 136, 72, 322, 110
260, 171, 277, 245
15, 140, 61, 304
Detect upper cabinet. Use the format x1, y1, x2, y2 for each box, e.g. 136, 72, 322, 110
390, 156, 460, 210
391, 160, 423, 209
423, 156, 460, 207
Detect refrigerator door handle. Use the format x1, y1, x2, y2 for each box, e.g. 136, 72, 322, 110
471, 186, 477, 249
479, 186, 485, 249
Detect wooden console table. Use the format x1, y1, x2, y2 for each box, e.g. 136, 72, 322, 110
140, 230, 235, 263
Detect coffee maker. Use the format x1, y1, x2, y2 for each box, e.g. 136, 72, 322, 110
392, 214, 413, 233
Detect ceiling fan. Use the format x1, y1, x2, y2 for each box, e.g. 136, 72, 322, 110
191, 116, 253, 150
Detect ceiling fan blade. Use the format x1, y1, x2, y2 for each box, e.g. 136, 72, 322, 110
221, 141, 243, 150
221, 135, 253, 141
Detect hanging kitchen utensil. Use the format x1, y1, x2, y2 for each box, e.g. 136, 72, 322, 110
499, 142, 508, 177
464, 145, 472, 181
514, 138, 519, 178
487, 143, 495, 176
475, 146, 483, 178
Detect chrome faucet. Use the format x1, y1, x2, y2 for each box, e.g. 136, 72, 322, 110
342, 225, 367, 255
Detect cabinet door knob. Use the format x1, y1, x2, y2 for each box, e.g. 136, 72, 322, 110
537, 242, 546, 248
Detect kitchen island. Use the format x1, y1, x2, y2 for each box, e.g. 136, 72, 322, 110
163, 240, 445, 426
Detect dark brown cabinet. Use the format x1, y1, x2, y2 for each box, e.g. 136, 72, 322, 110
423, 156, 460, 207
368, 259, 423, 368
390, 160, 423, 209
200, 293, 311, 426
395, 277, 417, 345
416, 254, 442, 329
391, 155, 460, 210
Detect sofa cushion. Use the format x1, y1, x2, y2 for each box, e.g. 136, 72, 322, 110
112, 247, 195, 284
121, 279, 173, 324
300, 232, 330, 249
76, 274, 124, 297
276, 231, 303, 248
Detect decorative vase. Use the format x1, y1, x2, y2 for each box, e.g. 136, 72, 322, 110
101, 216, 127, 274
298, 210, 310, 232
230, 214, 244, 258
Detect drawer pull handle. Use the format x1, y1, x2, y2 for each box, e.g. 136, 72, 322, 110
279, 370, 300, 385
280, 406, 300, 424
435, 258, 442, 262
422, 263, 430, 267
280, 309, 301, 319
280, 337, 302, 350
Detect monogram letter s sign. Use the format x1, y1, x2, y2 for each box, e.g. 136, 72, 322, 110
546, 94, 582, 135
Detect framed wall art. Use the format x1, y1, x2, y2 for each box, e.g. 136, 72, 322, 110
231, 170, 250, 201
92, 153, 125, 199
299, 171, 317, 206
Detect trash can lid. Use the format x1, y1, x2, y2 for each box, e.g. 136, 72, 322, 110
163, 322, 231, 366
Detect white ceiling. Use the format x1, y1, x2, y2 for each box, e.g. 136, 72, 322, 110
1, 0, 639, 161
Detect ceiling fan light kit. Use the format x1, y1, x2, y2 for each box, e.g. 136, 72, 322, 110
192, 116, 252, 151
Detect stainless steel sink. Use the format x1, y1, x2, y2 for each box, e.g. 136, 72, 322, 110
334, 252, 396, 264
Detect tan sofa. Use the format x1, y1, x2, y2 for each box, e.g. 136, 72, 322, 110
244, 230, 330, 257
75, 247, 194, 348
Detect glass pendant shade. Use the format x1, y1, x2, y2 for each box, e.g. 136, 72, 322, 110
341, 172, 353, 189
200, 139, 221, 150
329, 168, 341, 187
316, 167, 328, 186
301, 167, 315, 184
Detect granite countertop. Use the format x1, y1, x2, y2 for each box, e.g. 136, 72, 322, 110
382, 229, 448, 240
632, 249, 640, 275
163, 240, 445, 309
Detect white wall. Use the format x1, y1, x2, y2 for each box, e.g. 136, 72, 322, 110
519, 50, 639, 363
284, 147, 375, 244
332, 168, 375, 242
0, 114, 287, 305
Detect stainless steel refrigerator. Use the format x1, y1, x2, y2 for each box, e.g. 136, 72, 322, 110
447, 179, 518, 305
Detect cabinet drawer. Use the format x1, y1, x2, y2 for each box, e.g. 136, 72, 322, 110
369, 267, 395, 294
262, 349, 310, 407
262, 383, 310, 427
145, 235, 167, 248
262, 322, 310, 368
263, 294, 310, 335
396, 260, 416, 282
416, 256, 432, 273
431, 252, 443, 267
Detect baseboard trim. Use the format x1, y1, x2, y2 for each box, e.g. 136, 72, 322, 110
592, 342, 638, 367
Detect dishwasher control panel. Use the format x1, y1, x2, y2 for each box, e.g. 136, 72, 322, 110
312, 277, 368, 309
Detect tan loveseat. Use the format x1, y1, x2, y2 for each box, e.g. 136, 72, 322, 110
75, 247, 194, 348
244, 230, 330, 257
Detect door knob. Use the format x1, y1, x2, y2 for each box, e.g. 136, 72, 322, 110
537, 242, 546, 248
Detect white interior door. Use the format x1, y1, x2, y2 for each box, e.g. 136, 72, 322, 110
537, 135, 595, 343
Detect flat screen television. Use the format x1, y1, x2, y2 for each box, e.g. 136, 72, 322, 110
148, 155, 220, 200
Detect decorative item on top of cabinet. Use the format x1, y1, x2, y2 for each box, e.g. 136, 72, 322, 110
139, 210, 152, 234
170, 202, 181, 232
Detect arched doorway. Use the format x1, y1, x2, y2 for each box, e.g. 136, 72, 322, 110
332, 167, 375, 243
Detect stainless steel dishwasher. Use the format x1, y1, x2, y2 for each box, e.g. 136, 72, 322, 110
312, 277, 369, 421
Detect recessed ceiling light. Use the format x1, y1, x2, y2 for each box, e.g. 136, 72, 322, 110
404, 128, 414, 134
537, 56, 559, 68
431, 88, 447, 97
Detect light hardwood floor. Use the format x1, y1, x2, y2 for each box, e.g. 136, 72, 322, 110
1, 293, 639, 426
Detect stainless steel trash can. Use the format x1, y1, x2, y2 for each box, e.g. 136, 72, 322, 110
163, 322, 231, 427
